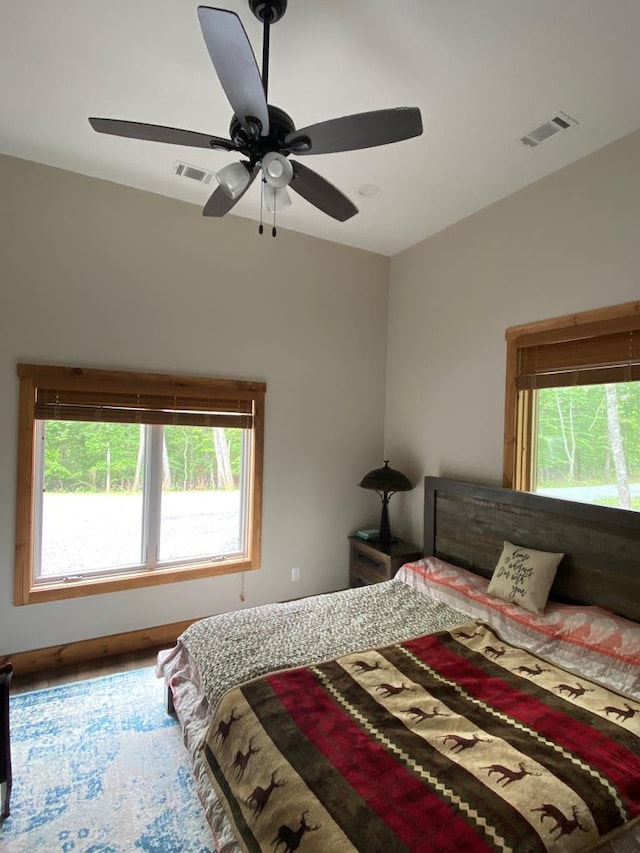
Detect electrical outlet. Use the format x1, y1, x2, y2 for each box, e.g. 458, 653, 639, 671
291, 567, 300, 582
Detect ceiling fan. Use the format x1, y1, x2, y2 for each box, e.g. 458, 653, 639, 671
89, 1, 423, 233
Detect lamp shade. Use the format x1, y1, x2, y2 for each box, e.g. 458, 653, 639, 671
359, 460, 412, 493
216, 161, 251, 199
261, 151, 293, 189
264, 184, 292, 212
358, 461, 412, 547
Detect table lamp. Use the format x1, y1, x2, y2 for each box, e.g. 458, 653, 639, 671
359, 460, 412, 547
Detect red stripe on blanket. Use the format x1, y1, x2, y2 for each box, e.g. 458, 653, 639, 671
406, 633, 640, 815
267, 667, 495, 852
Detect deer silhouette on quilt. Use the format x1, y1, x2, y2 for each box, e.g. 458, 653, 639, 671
247, 771, 287, 816
214, 708, 242, 744
453, 629, 482, 640
556, 683, 594, 700
441, 733, 492, 753
350, 659, 384, 673
272, 811, 320, 852
483, 645, 506, 660
514, 663, 548, 677
376, 682, 414, 698
406, 705, 451, 723
230, 737, 261, 780
482, 761, 542, 787
601, 702, 637, 722
531, 803, 589, 839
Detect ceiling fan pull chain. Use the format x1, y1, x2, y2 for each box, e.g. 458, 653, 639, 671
258, 177, 265, 235
272, 203, 277, 237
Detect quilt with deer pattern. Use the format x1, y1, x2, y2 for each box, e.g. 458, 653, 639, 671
202, 621, 640, 852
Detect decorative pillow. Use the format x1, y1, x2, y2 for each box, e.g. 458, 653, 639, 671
487, 541, 563, 615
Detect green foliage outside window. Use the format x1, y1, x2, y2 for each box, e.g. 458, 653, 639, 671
536, 381, 640, 488
43, 422, 242, 493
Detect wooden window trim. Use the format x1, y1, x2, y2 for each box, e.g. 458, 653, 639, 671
503, 300, 640, 489
15, 364, 265, 606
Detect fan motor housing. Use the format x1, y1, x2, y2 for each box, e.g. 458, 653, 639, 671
230, 104, 295, 159
249, 0, 287, 24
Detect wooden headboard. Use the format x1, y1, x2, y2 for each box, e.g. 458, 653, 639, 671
423, 477, 640, 623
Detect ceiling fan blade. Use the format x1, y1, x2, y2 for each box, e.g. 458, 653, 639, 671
89, 118, 238, 152
289, 161, 358, 222
197, 6, 269, 137
284, 107, 423, 155
202, 165, 259, 217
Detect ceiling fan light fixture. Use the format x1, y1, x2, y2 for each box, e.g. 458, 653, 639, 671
261, 151, 293, 188
264, 184, 292, 212
216, 161, 251, 199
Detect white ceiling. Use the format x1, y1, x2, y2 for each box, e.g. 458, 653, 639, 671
2, 1, 639, 256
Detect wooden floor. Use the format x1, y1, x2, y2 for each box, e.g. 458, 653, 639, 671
11, 646, 167, 695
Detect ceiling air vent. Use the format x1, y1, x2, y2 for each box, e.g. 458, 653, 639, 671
520, 112, 578, 147
173, 161, 214, 184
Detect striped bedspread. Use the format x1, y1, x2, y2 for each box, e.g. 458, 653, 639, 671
202, 621, 640, 852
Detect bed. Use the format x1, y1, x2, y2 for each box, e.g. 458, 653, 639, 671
157, 476, 640, 852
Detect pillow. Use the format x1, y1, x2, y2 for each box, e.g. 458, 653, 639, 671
487, 541, 563, 615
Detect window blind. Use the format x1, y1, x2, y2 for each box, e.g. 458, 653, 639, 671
515, 324, 640, 390
20, 364, 265, 430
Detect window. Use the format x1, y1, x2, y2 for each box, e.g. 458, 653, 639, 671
15, 364, 265, 605
503, 300, 640, 509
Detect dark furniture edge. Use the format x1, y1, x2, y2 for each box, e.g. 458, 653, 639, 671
0, 663, 12, 821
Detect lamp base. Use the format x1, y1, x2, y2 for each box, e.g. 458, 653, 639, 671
379, 498, 392, 548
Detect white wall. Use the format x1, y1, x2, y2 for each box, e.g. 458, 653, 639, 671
385, 130, 640, 544
0, 154, 390, 655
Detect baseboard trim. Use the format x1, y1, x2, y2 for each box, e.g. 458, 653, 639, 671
1, 617, 197, 675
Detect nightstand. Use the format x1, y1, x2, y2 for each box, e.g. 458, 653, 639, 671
349, 536, 422, 587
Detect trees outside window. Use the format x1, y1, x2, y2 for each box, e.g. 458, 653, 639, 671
534, 382, 639, 508
15, 364, 265, 605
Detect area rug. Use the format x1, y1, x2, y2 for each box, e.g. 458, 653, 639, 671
1, 667, 215, 852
